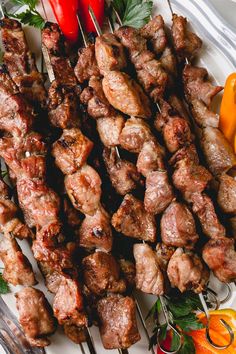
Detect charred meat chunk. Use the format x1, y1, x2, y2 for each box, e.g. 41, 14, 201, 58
156, 243, 176, 271
74, 44, 100, 83
97, 115, 125, 147
97, 295, 140, 349
141, 15, 167, 54
63, 324, 86, 344
118, 259, 136, 288
137, 140, 165, 177
161, 201, 199, 249
15, 287, 56, 347
112, 194, 157, 242
217, 174, 236, 214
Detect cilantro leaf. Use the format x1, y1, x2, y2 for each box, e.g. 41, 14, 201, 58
113, 0, 153, 29
174, 313, 204, 332
179, 334, 196, 354
8, 0, 45, 29
0, 274, 10, 294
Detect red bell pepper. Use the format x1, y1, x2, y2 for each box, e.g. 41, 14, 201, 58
157, 331, 172, 353
78, 0, 105, 33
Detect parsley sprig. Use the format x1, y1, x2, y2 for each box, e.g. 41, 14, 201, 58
7, 0, 45, 29
0, 273, 10, 294
112, 0, 153, 29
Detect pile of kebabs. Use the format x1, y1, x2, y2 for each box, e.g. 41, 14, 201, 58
0, 5, 235, 351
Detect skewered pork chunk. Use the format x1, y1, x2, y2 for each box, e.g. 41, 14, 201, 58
134, 243, 165, 295
203, 237, 236, 283
191, 193, 226, 239
217, 174, 236, 214
171, 14, 202, 60
161, 201, 199, 249
137, 140, 165, 177
75, 44, 101, 83
78, 206, 113, 252
39, 261, 65, 294
63, 324, 86, 344
103, 147, 141, 195
168, 94, 190, 122
15, 287, 56, 347
0, 235, 36, 286
52, 128, 93, 175
112, 194, 157, 242
97, 295, 140, 349
119, 117, 153, 153
156, 243, 175, 271
97, 115, 125, 147
144, 170, 174, 214
41, 22, 65, 56
167, 248, 209, 293
82, 251, 126, 296
169, 144, 199, 167
190, 99, 219, 128
63, 196, 82, 228
102, 71, 152, 118
95, 33, 127, 75
65, 165, 102, 216
141, 15, 167, 55
118, 259, 136, 288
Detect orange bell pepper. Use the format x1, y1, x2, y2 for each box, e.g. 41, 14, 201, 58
220, 72, 236, 152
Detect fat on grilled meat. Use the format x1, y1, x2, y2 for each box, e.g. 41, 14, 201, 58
203, 237, 236, 283
112, 194, 157, 242
191, 193, 226, 239
0, 18, 47, 108
78, 205, 113, 252
95, 33, 127, 75
75, 44, 101, 83
102, 71, 152, 118
144, 170, 174, 214
217, 174, 236, 214
119, 117, 154, 153
97, 115, 125, 147
190, 99, 219, 128
161, 201, 199, 249
134, 243, 165, 295
52, 128, 93, 175
137, 140, 165, 177
171, 14, 202, 60
97, 294, 140, 349
167, 248, 209, 293
15, 287, 56, 347
0, 235, 36, 286
103, 147, 141, 195
82, 251, 126, 296
65, 165, 102, 216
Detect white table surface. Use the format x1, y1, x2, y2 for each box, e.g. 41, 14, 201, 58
208, 0, 236, 28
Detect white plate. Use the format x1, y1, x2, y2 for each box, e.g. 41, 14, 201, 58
1, 1, 236, 353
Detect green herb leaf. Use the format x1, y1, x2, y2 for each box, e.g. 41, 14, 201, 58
0, 273, 10, 294
174, 313, 204, 332
171, 331, 181, 351
13, 0, 38, 9
8, 0, 45, 29
113, 0, 153, 29
179, 334, 196, 354
167, 292, 202, 318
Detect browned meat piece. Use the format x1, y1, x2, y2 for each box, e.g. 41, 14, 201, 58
118, 259, 136, 288
95, 33, 127, 75
141, 15, 167, 54
137, 140, 165, 177
191, 99, 219, 128
82, 251, 126, 295
80, 75, 115, 119
63, 197, 82, 228
170, 144, 199, 167
1, 217, 33, 240
65, 165, 101, 216
167, 248, 209, 293
78, 206, 113, 252
191, 193, 226, 239
172, 158, 212, 202
41, 22, 65, 56
119, 117, 153, 153
97, 295, 140, 349
144, 170, 174, 214
171, 14, 202, 60
103, 147, 141, 195
15, 287, 56, 347
102, 71, 151, 118
217, 174, 236, 214
183, 65, 223, 107
64, 325, 86, 344
161, 201, 199, 249
39, 261, 64, 294
168, 94, 190, 122
112, 194, 156, 242
0, 235, 36, 286
74, 44, 100, 83
200, 127, 236, 176
134, 243, 165, 295
229, 216, 236, 239
160, 47, 177, 78
53, 278, 87, 327
116, 26, 168, 101
97, 115, 125, 147
52, 128, 93, 175
48, 80, 80, 129
156, 243, 175, 271
203, 237, 236, 283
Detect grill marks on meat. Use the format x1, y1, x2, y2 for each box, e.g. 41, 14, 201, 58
134, 243, 165, 295
167, 248, 209, 293
112, 194, 156, 242
161, 201, 199, 249
217, 175, 236, 214
171, 14, 202, 60
75, 45, 101, 83
0, 18, 47, 108
203, 237, 236, 283
52, 128, 93, 175
15, 287, 56, 347
103, 147, 141, 195
97, 295, 140, 349
82, 251, 126, 295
